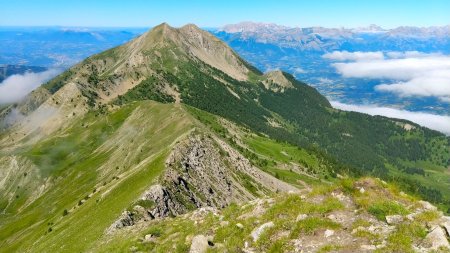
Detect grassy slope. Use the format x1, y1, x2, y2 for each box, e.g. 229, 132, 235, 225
0, 101, 195, 252
0, 100, 333, 252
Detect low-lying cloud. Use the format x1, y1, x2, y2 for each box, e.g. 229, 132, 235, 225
0, 69, 61, 104
323, 51, 384, 61
324, 51, 450, 102
331, 101, 450, 135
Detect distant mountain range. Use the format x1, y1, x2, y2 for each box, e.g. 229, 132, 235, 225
216, 22, 450, 52
212, 22, 450, 115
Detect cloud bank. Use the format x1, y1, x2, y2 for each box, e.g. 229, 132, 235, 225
323, 51, 384, 61
0, 69, 61, 104
325, 51, 450, 102
331, 101, 450, 135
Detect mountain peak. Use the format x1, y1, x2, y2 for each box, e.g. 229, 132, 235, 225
262, 70, 294, 92
180, 23, 201, 30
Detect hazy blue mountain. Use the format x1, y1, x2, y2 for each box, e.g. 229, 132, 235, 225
0, 27, 148, 68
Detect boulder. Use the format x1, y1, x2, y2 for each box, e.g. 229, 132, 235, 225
419, 200, 438, 211
190, 235, 209, 253
424, 226, 449, 250
385, 215, 403, 225
251, 221, 274, 242
144, 234, 156, 242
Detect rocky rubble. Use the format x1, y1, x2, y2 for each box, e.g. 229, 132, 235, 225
104, 178, 450, 252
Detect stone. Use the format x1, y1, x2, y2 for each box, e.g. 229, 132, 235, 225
385, 215, 403, 225
406, 213, 417, 221
419, 200, 438, 211
251, 221, 274, 242
424, 226, 449, 250
190, 235, 209, 253
144, 234, 156, 242
296, 214, 308, 222
361, 245, 376, 250
109, 211, 134, 231
324, 229, 334, 238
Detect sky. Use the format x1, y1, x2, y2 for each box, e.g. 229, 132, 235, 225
1, 0, 450, 28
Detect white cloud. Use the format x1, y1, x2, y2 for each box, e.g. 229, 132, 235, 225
385, 51, 441, 59
331, 101, 450, 135
293, 67, 306, 74
375, 69, 450, 101
326, 51, 450, 102
323, 51, 384, 61
0, 69, 61, 104
316, 77, 333, 85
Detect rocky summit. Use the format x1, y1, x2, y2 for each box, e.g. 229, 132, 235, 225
0, 23, 449, 252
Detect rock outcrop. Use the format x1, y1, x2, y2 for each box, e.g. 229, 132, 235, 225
109, 133, 298, 230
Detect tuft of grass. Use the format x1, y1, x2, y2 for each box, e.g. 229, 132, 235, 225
367, 200, 409, 221
379, 222, 427, 253
318, 244, 342, 253
414, 210, 440, 223
352, 218, 371, 229
354, 230, 381, 243
290, 217, 340, 238
340, 178, 357, 195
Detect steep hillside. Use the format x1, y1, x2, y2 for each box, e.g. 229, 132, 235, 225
0, 101, 301, 252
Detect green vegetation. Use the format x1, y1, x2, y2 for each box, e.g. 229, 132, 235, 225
291, 217, 341, 237
368, 200, 409, 221
0, 101, 195, 252
114, 74, 175, 105
380, 222, 427, 253
42, 69, 74, 94
86, 178, 436, 252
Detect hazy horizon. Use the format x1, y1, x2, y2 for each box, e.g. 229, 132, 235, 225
1, 0, 450, 28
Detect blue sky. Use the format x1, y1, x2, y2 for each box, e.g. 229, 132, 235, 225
1, 0, 449, 28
